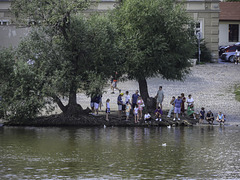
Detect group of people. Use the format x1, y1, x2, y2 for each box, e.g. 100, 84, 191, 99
166, 92, 226, 125
92, 84, 226, 125
116, 90, 145, 123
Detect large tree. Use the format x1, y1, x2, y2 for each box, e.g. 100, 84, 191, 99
0, 1, 121, 120
111, 0, 196, 105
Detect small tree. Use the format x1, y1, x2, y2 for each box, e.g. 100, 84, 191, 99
111, 0, 196, 105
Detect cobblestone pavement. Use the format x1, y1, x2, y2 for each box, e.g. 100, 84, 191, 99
60, 63, 240, 123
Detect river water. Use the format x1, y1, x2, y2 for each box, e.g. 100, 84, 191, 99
1, 125, 240, 179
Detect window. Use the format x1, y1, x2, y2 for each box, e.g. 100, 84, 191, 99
229, 24, 239, 42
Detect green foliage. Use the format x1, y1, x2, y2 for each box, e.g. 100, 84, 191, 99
0, 0, 121, 121
195, 39, 212, 63
234, 85, 240, 102
0, 50, 51, 121
11, 0, 90, 27
226, 0, 240, 2
111, 0, 196, 82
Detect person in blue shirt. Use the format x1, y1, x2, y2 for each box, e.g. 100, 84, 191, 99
131, 90, 139, 111
216, 112, 225, 125
173, 96, 182, 121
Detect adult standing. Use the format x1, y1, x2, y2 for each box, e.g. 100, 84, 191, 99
181, 93, 186, 116
137, 96, 144, 120
132, 90, 139, 110
167, 96, 175, 118
173, 96, 182, 121
117, 93, 124, 117
235, 49, 240, 65
186, 94, 194, 107
111, 71, 121, 94
94, 94, 101, 115
125, 91, 131, 104
155, 86, 164, 109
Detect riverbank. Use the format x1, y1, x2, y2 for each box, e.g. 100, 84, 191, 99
3, 110, 199, 127
2, 62, 240, 127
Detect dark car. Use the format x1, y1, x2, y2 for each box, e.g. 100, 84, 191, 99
219, 45, 229, 56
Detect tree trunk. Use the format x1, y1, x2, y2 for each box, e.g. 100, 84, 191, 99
64, 85, 83, 117
53, 95, 67, 112
138, 78, 149, 104
138, 78, 156, 111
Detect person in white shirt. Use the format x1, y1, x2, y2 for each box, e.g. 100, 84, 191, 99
186, 94, 194, 107
235, 49, 240, 65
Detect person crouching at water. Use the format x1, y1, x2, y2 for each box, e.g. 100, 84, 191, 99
105, 99, 110, 121
216, 112, 225, 125
155, 106, 163, 121
187, 104, 196, 119
206, 110, 214, 124
199, 107, 205, 124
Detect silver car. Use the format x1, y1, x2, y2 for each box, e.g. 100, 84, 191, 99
221, 45, 240, 62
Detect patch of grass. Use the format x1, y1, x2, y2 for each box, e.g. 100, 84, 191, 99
234, 85, 240, 102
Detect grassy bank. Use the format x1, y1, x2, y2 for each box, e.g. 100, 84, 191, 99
234, 85, 240, 102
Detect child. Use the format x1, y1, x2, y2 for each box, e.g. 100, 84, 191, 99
134, 105, 139, 123
155, 106, 163, 121
199, 107, 205, 124
105, 99, 110, 121
144, 112, 152, 124
125, 101, 131, 121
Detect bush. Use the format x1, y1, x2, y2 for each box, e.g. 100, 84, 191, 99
195, 39, 212, 63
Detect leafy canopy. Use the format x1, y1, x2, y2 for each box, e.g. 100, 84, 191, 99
0, 0, 121, 120
111, 0, 196, 81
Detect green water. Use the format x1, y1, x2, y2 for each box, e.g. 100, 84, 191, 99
0, 125, 240, 179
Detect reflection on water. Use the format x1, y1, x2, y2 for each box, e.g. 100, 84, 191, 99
0, 125, 240, 179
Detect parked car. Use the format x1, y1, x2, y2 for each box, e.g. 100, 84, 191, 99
220, 45, 240, 62
219, 45, 229, 56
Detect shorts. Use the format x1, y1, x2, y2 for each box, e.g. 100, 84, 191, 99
90, 102, 94, 108
122, 104, 126, 111
106, 108, 110, 114
174, 107, 181, 114
118, 105, 122, 111
112, 81, 117, 88
94, 103, 99, 109
126, 112, 130, 116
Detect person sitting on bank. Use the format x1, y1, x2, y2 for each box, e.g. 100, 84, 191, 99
199, 107, 205, 124
155, 106, 163, 121
216, 112, 225, 125
187, 104, 196, 119
205, 110, 214, 124
144, 112, 152, 124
